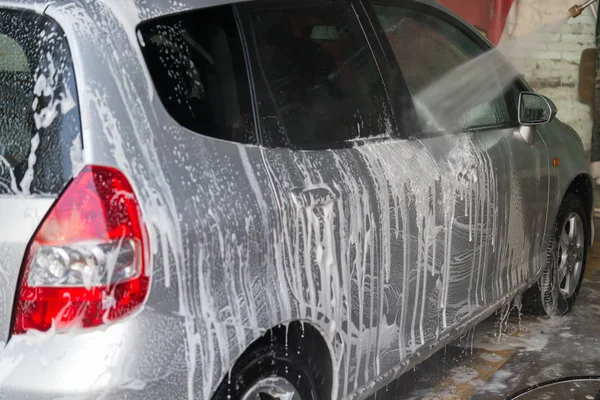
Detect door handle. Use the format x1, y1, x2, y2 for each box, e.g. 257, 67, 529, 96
290, 185, 340, 207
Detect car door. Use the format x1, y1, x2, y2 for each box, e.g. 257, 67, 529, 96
368, 1, 549, 350
236, 0, 408, 393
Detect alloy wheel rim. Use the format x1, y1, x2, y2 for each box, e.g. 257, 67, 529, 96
557, 212, 585, 298
241, 377, 303, 400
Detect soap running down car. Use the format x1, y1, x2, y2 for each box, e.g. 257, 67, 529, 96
0, 0, 592, 399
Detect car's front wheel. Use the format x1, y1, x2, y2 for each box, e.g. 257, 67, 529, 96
523, 194, 588, 316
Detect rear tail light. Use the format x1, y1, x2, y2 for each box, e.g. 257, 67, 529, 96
12, 165, 150, 334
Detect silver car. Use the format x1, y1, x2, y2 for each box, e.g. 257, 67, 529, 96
0, 0, 592, 399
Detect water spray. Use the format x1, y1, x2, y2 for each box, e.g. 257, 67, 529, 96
569, 0, 596, 18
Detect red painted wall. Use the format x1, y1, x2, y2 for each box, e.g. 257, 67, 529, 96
437, 0, 515, 45
437, 0, 494, 33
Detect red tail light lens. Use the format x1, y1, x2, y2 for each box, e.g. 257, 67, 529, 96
12, 165, 149, 334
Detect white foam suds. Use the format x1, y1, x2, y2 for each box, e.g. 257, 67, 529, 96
477, 370, 513, 395
450, 366, 479, 384
18, 133, 39, 195
479, 352, 506, 363
472, 317, 572, 352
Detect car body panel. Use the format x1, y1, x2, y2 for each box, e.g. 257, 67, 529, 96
0, 198, 54, 347
0, 0, 592, 399
542, 118, 593, 230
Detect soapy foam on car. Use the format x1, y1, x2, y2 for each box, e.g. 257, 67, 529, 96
8, 2, 577, 399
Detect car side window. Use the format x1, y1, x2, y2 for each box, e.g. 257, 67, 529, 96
372, 5, 513, 133
246, 1, 392, 150
138, 6, 256, 145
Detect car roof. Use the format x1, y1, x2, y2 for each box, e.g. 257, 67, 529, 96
0, 0, 51, 13
134, 0, 444, 21
1, 0, 446, 22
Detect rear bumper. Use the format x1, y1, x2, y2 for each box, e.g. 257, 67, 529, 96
0, 308, 192, 399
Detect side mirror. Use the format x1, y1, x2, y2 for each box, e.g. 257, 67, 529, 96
518, 92, 557, 126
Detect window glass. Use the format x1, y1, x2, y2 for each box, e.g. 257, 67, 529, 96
373, 5, 512, 132
138, 6, 256, 144
0, 10, 81, 195
248, 2, 392, 150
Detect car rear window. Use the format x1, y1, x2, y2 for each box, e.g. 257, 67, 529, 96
0, 9, 81, 196
137, 6, 256, 145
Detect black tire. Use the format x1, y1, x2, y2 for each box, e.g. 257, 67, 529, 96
522, 194, 588, 316
212, 330, 328, 400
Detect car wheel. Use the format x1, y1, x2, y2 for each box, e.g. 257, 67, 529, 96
522, 194, 588, 316
212, 342, 322, 400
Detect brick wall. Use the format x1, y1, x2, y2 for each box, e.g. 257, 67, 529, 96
501, 0, 596, 152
